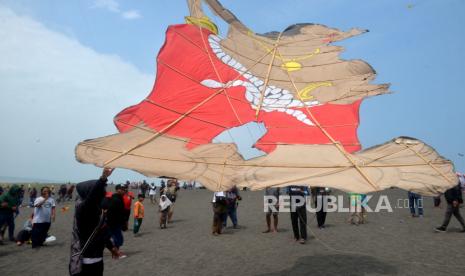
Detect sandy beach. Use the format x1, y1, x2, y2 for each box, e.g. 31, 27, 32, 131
1, 188, 464, 276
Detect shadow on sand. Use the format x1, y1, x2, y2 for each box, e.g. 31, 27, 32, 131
259, 254, 398, 276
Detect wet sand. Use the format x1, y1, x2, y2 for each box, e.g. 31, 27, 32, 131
0, 188, 464, 275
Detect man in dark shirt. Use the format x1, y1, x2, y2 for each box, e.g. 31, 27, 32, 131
435, 182, 465, 232
106, 184, 127, 257
223, 186, 241, 229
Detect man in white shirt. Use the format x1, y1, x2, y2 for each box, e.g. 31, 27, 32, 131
31, 186, 56, 248
148, 183, 157, 204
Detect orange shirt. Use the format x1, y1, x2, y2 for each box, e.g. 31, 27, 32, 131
134, 201, 144, 218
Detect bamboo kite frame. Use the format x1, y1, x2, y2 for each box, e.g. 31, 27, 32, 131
89, 0, 455, 191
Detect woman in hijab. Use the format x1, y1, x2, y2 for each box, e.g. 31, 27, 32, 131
158, 195, 172, 229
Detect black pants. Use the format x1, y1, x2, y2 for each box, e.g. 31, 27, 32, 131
212, 203, 226, 234
441, 203, 465, 229
290, 206, 307, 240
316, 209, 327, 227
31, 222, 51, 248
434, 196, 441, 207
80, 261, 104, 276
16, 229, 31, 243
0, 211, 15, 240
316, 195, 327, 227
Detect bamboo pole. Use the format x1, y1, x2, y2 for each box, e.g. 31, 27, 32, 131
102, 36, 285, 167
404, 143, 455, 184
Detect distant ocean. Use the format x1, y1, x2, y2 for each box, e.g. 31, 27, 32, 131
0, 175, 62, 183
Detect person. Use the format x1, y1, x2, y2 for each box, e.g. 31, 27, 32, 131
122, 185, 134, 231
148, 183, 157, 204
69, 168, 119, 276
313, 187, 329, 229
158, 195, 172, 229
163, 179, 179, 223
263, 187, 280, 233
31, 186, 56, 248
223, 186, 241, 229
433, 195, 441, 208
160, 180, 166, 190
140, 180, 149, 197
29, 187, 37, 207
0, 185, 20, 244
287, 185, 308, 244
211, 191, 227, 235
133, 194, 145, 235
360, 194, 368, 223
58, 184, 67, 203
435, 182, 465, 233
18, 184, 25, 207
66, 185, 75, 201
16, 214, 33, 246
348, 193, 366, 224
408, 191, 424, 217
106, 184, 126, 258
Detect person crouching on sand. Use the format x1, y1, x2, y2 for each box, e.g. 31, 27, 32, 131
212, 191, 227, 235
133, 194, 145, 235
16, 214, 33, 246
159, 195, 172, 229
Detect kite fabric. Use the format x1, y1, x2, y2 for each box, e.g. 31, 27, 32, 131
75, 0, 457, 195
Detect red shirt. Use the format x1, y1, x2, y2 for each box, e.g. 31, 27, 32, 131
123, 192, 134, 210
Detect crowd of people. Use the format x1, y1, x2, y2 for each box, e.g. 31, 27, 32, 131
1, 171, 464, 276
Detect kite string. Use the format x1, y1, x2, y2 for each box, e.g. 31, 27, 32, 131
195, 20, 257, 170
197, 22, 243, 126
274, 46, 380, 191
298, 210, 465, 269
176, 23, 267, 147
194, 21, 275, 169
254, 32, 282, 120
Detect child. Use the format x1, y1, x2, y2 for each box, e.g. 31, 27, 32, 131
16, 214, 33, 246
133, 194, 145, 235
159, 195, 172, 229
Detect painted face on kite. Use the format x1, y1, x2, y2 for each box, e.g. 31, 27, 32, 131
113, 22, 387, 154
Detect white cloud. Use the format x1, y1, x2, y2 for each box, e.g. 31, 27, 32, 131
0, 6, 153, 182
92, 0, 142, 20
92, 0, 120, 13
121, 10, 141, 20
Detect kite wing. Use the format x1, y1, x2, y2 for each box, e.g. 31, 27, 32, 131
75, 0, 457, 195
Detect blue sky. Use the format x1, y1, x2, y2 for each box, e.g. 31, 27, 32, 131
0, 0, 464, 183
